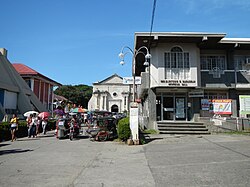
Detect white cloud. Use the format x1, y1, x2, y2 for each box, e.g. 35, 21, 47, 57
176, 0, 250, 14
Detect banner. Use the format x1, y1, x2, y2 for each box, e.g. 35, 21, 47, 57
211, 99, 232, 114
201, 99, 210, 111
239, 95, 250, 115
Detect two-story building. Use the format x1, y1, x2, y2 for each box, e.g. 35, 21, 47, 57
135, 32, 250, 129
13, 63, 61, 112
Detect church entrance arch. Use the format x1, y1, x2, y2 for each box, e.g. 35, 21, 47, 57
111, 104, 119, 113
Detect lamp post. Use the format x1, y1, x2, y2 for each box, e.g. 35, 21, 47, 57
118, 46, 151, 144
118, 46, 151, 102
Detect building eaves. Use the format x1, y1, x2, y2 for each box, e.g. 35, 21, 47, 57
219, 38, 250, 44
93, 73, 122, 85
135, 32, 227, 38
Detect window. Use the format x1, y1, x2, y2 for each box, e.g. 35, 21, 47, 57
164, 46, 190, 79
25, 79, 31, 88
234, 55, 250, 70
200, 55, 226, 70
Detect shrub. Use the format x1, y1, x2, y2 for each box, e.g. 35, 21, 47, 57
0, 118, 57, 142
0, 121, 28, 141
117, 117, 131, 141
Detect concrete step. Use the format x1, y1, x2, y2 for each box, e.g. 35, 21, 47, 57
158, 127, 208, 131
158, 124, 206, 128
159, 131, 210, 135
157, 121, 204, 125
157, 121, 210, 135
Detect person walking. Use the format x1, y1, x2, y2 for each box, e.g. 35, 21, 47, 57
36, 116, 41, 136
10, 114, 18, 142
26, 114, 33, 138
32, 113, 38, 138
42, 118, 48, 135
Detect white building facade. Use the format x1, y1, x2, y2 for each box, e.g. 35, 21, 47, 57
88, 74, 131, 113
134, 32, 250, 129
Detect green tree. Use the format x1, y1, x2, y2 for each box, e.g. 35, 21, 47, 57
54, 84, 92, 108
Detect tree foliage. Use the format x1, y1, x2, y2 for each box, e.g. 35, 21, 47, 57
54, 84, 92, 108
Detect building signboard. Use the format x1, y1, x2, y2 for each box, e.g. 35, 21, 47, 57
189, 89, 204, 97
211, 99, 232, 114
239, 95, 250, 115
123, 77, 141, 85
201, 99, 210, 111
160, 79, 197, 87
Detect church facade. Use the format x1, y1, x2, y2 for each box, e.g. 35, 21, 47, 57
88, 74, 131, 113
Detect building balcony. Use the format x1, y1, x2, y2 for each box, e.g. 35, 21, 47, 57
201, 70, 250, 88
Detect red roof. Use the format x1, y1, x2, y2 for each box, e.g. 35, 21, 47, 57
12, 63, 61, 86
12, 63, 38, 75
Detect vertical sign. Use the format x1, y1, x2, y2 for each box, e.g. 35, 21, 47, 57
130, 105, 139, 141
239, 95, 250, 115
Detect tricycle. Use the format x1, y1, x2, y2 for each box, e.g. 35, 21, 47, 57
86, 116, 117, 141
56, 117, 70, 139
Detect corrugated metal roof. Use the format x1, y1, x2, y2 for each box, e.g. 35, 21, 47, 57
12, 63, 61, 86
12, 63, 38, 75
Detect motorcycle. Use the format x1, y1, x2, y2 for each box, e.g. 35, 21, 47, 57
56, 117, 70, 139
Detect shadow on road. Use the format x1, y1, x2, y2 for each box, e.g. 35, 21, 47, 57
16, 138, 40, 141
0, 149, 33, 156
0, 143, 10, 147
144, 137, 164, 144
36, 134, 55, 138
141, 133, 163, 144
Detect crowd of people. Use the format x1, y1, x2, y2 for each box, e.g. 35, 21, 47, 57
7, 102, 124, 142
25, 113, 48, 138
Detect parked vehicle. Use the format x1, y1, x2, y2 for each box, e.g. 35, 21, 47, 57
56, 117, 70, 139
86, 116, 117, 141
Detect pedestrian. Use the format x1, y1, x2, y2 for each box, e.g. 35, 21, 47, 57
64, 103, 70, 114
32, 113, 38, 138
42, 118, 48, 135
36, 117, 41, 136
26, 114, 33, 138
10, 114, 18, 142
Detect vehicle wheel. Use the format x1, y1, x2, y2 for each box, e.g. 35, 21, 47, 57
69, 133, 73, 141
98, 135, 108, 141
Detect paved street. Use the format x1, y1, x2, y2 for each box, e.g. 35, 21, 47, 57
0, 133, 250, 187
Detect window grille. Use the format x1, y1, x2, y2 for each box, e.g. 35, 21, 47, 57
200, 55, 226, 70
164, 47, 190, 79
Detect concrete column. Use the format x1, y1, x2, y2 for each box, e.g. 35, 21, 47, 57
104, 95, 107, 110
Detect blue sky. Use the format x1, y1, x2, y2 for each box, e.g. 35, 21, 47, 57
1, 0, 250, 86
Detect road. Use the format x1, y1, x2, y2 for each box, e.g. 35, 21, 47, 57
0, 132, 250, 187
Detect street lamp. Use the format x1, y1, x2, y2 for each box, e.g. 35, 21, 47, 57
118, 46, 151, 102
118, 46, 151, 144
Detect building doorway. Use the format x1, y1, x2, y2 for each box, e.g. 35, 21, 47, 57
157, 93, 187, 121
111, 104, 119, 113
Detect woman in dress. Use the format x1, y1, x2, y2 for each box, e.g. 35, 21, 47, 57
10, 114, 18, 141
